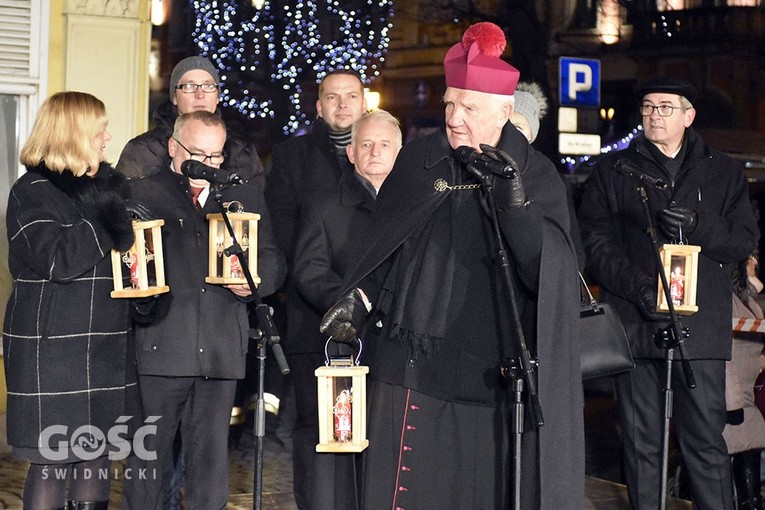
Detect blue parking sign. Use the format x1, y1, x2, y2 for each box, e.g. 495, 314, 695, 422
559, 57, 600, 107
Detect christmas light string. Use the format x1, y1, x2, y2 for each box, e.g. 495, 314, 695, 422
190, 0, 393, 135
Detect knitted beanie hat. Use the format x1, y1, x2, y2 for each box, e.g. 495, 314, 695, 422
168, 56, 220, 99
513, 82, 549, 143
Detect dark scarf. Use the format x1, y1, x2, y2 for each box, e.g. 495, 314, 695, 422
638, 131, 688, 181
329, 128, 352, 150
378, 159, 477, 354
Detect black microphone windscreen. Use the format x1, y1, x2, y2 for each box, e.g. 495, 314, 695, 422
454, 146, 478, 165
180, 160, 242, 185
180, 159, 202, 178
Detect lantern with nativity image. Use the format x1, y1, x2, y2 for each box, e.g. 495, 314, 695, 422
656, 243, 701, 315
315, 339, 369, 453
206, 201, 260, 285
111, 220, 169, 298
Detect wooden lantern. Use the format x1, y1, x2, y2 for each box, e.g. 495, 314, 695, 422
315, 355, 369, 453
111, 220, 169, 298
206, 212, 260, 285
657, 243, 701, 315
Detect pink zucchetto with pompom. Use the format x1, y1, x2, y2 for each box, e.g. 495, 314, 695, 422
443, 22, 520, 96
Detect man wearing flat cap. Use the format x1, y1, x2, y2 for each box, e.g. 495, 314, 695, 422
319, 22, 583, 508
579, 77, 758, 509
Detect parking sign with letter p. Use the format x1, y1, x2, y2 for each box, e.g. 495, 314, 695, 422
559, 57, 600, 107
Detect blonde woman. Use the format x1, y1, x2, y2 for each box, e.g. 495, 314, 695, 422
3, 91, 141, 510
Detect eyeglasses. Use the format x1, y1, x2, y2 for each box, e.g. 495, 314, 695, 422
175, 82, 219, 94
639, 104, 681, 117
172, 138, 226, 165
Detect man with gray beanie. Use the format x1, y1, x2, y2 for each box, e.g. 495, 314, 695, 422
118, 56, 272, 509
117, 55, 265, 188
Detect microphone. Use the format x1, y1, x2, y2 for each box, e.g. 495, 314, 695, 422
180, 160, 243, 185
454, 146, 518, 179
614, 159, 668, 190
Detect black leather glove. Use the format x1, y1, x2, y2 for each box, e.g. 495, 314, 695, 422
479, 144, 527, 209
658, 207, 697, 240
637, 285, 669, 321
319, 288, 369, 343
124, 200, 156, 221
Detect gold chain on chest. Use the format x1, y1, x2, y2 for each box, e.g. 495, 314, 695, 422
434, 178, 481, 192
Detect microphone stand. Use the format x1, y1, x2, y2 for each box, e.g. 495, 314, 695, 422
210, 187, 290, 510
468, 167, 543, 510
633, 184, 696, 510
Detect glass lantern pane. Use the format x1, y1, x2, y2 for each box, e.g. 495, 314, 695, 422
240, 221, 250, 261
145, 229, 158, 287
669, 255, 686, 305
214, 221, 226, 276
120, 244, 140, 289
239, 221, 250, 255
332, 376, 354, 443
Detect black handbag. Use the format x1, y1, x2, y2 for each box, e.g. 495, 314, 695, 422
579, 272, 635, 380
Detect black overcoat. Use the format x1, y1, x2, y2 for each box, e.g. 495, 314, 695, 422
266, 119, 355, 354
578, 129, 759, 358
293, 171, 376, 314
3, 163, 139, 456
289, 168, 376, 510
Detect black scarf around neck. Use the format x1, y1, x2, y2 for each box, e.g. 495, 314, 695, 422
379, 159, 477, 354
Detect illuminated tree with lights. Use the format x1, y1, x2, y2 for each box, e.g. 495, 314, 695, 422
190, 0, 393, 136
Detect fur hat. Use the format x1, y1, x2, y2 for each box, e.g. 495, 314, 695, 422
638, 77, 697, 106
443, 22, 520, 96
169, 56, 220, 99
513, 82, 549, 143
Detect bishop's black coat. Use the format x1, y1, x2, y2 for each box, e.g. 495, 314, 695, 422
340, 124, 585, 508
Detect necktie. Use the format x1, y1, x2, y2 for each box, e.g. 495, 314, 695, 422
190, 186, 204, 210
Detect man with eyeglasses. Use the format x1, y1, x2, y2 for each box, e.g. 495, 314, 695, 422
117, 56, 274, 508
579, 77, 758, 509
117, 56, 265, 188
121, 110, 286, 509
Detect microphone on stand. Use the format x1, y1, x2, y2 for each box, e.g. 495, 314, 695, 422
254, 304, 290, 375
454, 146, 519, 180
614, 159, 668, 190
181, 160, 243, 185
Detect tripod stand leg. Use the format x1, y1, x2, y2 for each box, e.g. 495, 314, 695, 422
511, 374, 524, 510
659, 348, 675, 510
254, 337, 267, 510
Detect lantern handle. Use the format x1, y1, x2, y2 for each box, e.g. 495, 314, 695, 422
324, 336, 362, 366
224, 200, 244, 213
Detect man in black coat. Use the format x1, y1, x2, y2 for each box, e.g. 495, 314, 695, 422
266, 69, 367, 258
117, 55, 270, 504
265, 68, 367, 509
121, 111, 286, 509
117, 56, 265, 187
578, 77, 759, 509
290, 109, 402, 508
320, 22, 583, 509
